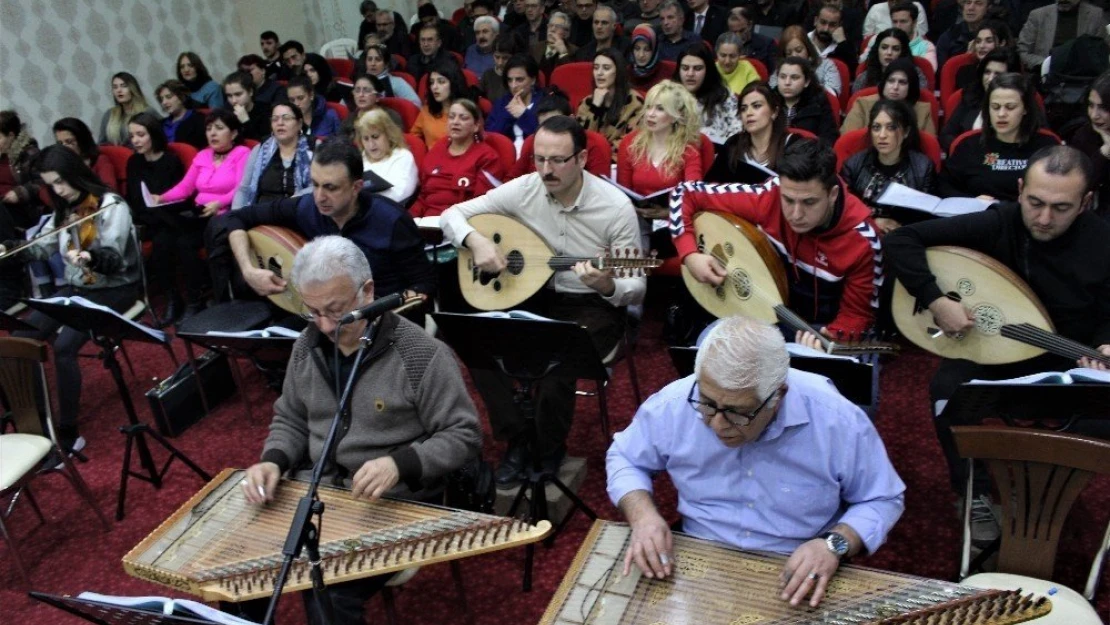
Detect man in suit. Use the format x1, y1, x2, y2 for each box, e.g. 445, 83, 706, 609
1018, 0, 1110, 71
686, 0, 728, 45
569, 0, 598, 46
727, 5, 777, 71
532, 11, 580, 75
657, 1, 702, 61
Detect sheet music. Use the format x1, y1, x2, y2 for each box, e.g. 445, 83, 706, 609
140, 182, 175, 208
28, 296, 166, 343
875, 183, 992, 217
414, 216, 441, 230
786, 342, 860, 363
473, 310, 554, 321
77, 592, 260, 625
968, 368, 1110, 385
205, 326, 301, 339
604, 177, 673, 202
482, 170, 503, 188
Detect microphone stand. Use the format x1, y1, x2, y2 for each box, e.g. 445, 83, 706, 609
262, 316, 378, 625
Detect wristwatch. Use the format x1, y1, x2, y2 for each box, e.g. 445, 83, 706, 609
820, 531, 850, 558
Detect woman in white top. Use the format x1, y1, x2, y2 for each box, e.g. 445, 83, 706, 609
673, 44, 742, 145
357, 108, 418, 205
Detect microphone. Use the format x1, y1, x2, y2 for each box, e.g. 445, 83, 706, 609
338, 292, 405, 324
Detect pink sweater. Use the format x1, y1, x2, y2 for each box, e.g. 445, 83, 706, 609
161, 145, 251, 214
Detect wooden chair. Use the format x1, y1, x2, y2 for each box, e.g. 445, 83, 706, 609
952, 425, 1110, 610
0, 337, 111, 584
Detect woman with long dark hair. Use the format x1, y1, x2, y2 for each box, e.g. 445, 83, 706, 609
939, 49, 1022, 152
53, 117, 118, 191
674, 43, 742, 145
411, 62, 472, 149
303, 52, 353, 105
3, 145, 141, 452
852, 28, 926, 93
841, 99, 935, 235
842, 58, 935, 134
706, 82, 791, 182
956, 20, 1013, 91
939, 73, 1060, 201
576, 47, 644, 161
222, 72, 271, 142
775, 57, 839, 144
97, 72, 156, 147
769, 25, 842, 95
176, 51, 224, 109
1065, 69, 1110, 219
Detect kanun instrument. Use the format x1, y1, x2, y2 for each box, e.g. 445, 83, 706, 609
892, 246, 1110, 366
682, 212, 897, 356
123, 469, 552, 602
457, 214, 662, 310
540, 521, 1051, 625
246, 225, 307, 314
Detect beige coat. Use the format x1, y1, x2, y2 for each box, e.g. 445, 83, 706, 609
841, 95, 936, 136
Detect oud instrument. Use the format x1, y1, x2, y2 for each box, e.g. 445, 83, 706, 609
891, 246, 1110, 366
682, 212, 898, 356
246, 225, 307, 314
457, 214, 662, 311
540, 520, 1051, 625
123, 469, 552, 602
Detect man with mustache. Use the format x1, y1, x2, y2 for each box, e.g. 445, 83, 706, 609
465, 14, 500, 76
440, 116, 645, 486
808, 3, 858, 70
1018, 0, 1110, 71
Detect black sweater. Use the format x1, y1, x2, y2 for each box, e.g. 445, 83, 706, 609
125, 151, 185, 225
884, 202, 1110, 348
937, 130, 1060, 201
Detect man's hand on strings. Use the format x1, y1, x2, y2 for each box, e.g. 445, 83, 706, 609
574, 259, 615, 296
242, 462, 281, 504
683, 253, 727, 286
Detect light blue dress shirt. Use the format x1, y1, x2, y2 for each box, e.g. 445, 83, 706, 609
606, 369, 905, 555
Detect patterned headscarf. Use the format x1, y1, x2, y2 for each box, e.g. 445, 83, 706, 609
629, 24, 661, 79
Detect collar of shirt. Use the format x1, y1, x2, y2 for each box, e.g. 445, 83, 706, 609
754, 384, 810, 444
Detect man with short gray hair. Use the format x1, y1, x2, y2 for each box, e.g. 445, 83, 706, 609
532, 11, 579, 73
466, 14, 501, 75
656, 0, 700, 61
606, 315, 905, 608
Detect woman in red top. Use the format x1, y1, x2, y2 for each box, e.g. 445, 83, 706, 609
617, 80, 703, 257
410, 99, 506, 218
52, 118, 118, 192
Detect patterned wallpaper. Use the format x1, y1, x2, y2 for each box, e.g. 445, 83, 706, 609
0, 0, 253, 143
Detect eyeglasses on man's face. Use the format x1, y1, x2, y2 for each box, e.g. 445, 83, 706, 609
686, 381, 778, 428
533, 154, 577, 167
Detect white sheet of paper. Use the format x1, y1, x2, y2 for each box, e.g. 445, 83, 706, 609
875, 183, 992, 217
140, 182, 174, 207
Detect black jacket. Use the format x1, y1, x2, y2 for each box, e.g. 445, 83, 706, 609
787, 89, 839, 146
840, 150, 936, 223
685, 5, 728, 46
884, 202, 1110, 348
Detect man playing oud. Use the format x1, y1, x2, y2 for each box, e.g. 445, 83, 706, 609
440, 116, 644, 486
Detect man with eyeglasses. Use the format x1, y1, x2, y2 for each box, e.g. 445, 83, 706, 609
440, 116, 644, 486
373, 9, 411, 58
239, 235, 481, 625
208, 139, 434, 311
606, 315, 905, 608
569, 0, 597, 46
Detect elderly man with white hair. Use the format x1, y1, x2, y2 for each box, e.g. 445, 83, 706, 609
465, 14, 501, 76
606, 315, 905, 609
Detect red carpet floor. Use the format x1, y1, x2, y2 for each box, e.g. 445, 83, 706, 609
1, 294, 1108, 624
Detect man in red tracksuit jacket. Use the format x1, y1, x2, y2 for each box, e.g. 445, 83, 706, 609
671, 139, 881, 339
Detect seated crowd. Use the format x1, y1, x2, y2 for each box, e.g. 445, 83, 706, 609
2, 1, 1110, 620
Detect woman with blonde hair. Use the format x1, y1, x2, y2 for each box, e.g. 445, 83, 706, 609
356, 108, 418, 205
98, 72, 157, 146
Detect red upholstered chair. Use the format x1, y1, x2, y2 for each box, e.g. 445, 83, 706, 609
451, 7, 467, 25
242, 139, 260, 149
919, 131, 942, 170
747, 57, 769, 82
829, 58, 852, 110
380, 97, 420, 131
327, 58, 355, 81
698, 133, 715, 172
326, 101, 349, 121
786, 127, 819, 141
825, 89, 842, 120
845, 86, 939, 131
658, 59, 677, 79
481, 132, 517, 174
914, 57, 936, 92
945, 89, 964, 121
392, 54, 407, 71
167, 142, 198, 170
403, 133, 427, 170
549, 61, 594, 110
479, 97, 492, 116
860, 33, 874, 57
450, 51, 465, 67
463, 68, 481, 89
394, 71, 417, 91
940, 52, 976, 111
833, 128, 869, 170
98, 145, 132, 191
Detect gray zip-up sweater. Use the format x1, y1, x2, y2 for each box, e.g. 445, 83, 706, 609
261, 312, 482, 501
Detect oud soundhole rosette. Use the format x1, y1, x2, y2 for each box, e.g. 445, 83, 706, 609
972, 304, 1004, 335
506, 250, 525, 275
730, 269, 752, 300
956, 278, 975, 297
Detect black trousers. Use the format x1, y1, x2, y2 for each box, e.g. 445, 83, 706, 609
147, 213, 208, 304
223, 573, 394, 625
469, 290, 626, 456
13, 282, 140, 438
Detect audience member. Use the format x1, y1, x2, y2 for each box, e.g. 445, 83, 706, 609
357, 0, 380, 49
0, 110, 41, 308
860, 2, 935, 70
1018, 0, 1110, 71
357, 109, 418, 205
574, 4, 629, 61
156, 80, 208, 150
223, 72, 271, 142
954, 20, 1013, 91
863, 0, 928, 39
675, 44, 742, 145
466, 15, 500, 76
482, 33, 528, 102
341, 74, 404, 138
1066, 70, 1110, 219
841, 99, 935, 235
726, 6, 777, 71
629, 24, 669, 92
577, 48, 645, 161
123, 112, 188, 324
238, 54, 284, 108
843, 58, 935, 134
97, 72, 156, 147
938, 73, 1060, 201
705, 82, 791, 181
460, 0, 498, 50
749, 0, 805, 30
259, 31, 284, 80
286, 75, 342, 140
686, 0, 727, 46
177, 52, 224, 109
625, 0, 663, 32
516, 95, 613, 177
715, 33, 760, 96
362, 44, 421, 107
532, 11, 578, 75
809, 3, 859, 70
410, 3, 463, 53
656, 1, 700, 62
412, 63, 473, 149
411, 99, 505, 217
770, 26, 843, 95
409, 24, 455, 82
936, 0, 988, 71
776, 57, 840, 144
374, 9, 411, 59
303, 53, 353, 107
153, 109, 251, 219
53, 117, 117, 192
487, 55, 546, 153
515, 0, 550, 46
233, 103, 313, 210
852, 28, 926, 93
939, 48, 1021, 151
280, 40, 307, 77
569, 0, 598, 46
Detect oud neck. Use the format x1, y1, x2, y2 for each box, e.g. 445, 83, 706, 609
547, 257, 658, 271
774, 305, 831, 352
1000, 323, 1108, 365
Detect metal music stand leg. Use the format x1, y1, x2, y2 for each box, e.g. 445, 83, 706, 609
96, 334, 211, 520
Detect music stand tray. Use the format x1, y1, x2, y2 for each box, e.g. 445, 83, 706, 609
433, 312, 604, 590
0, 310, 36, 332
176, 330, 298, 421
29, 591, 258, 625
944, 382, 1110, 422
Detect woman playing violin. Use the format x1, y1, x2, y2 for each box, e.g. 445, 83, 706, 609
1, 145, 141, 454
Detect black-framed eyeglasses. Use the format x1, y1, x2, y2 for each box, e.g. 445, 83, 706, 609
533, 154, 577, 166
686, 381, 778, 428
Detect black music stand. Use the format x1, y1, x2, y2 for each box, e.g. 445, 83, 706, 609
668, 346, 875, 406
434, 312, 601, 591
22, 298, 211, 520
29, 591, 256, 624
0, 310, 36, 332
176, 330, 297, 422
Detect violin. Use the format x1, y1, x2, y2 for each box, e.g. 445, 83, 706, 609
65, 194, 101, 285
